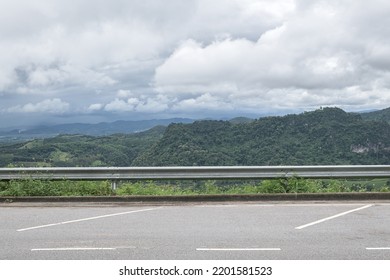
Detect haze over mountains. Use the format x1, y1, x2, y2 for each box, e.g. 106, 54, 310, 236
1, 106, 390, 141
0, 118, 194, 141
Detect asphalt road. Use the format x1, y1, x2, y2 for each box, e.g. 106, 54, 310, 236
1, 201, 390, 260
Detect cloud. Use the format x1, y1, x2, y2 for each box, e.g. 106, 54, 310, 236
154, 0, 390, 111
154, 22, 360, 92
103, 93, 170, 113
135, 95, 170, 113
1, 0, 390, 127
25, 64, 116, 88
116, 89, 133, 98
7, 98, 70, 114
0, 0, 291, 93
172, 93, 234, 112
104, 98, 136, 112
87, 103, 104, 112
0, 1, 169, 94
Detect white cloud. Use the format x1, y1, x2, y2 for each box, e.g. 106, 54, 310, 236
155, 20, 361, 93
104, 98, 136, 112
103, 94, 170, 113
172, 93, 234, 112
116, 89, 133, 98
7, 98, 70, 114
87, 103, 104, 111
25, 64, 116, 88
135, 95, 170, 113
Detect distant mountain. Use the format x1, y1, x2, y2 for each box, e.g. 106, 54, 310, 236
360, 107, 390, 123
0, 118, 194, 141
0, 125, 166, 167
228, 117, 255, 124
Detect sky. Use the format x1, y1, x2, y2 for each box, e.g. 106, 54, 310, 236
1, 0, 390, 128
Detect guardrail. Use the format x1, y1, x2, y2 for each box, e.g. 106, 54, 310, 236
1, 165, 390, 189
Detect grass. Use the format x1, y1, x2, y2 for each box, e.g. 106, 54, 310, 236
1, 178, 389, 196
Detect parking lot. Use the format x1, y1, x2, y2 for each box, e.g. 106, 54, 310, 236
1, 201, 390, 259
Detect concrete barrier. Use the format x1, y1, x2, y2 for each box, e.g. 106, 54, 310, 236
1, 192, 390, 205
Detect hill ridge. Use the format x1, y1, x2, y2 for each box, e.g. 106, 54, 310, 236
133, 107, 390, 166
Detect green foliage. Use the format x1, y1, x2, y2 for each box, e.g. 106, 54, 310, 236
361, 107, 390, 123
2, 107, 390, 196
116, 181, 193, 196
115, 178, 389, 196
134, 108, 390, 166
0, 180, 113, 196
0, 127, 164, 167
253, 180, 286, 193
2, 108, 390, 167
0, 177, 389, 197
322, 180, 351, 193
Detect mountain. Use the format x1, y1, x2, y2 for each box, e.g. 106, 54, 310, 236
133, 107, 390, 166
360, 107, 390, 123
228, 117, 255, 124
0, 118, 194, 142
0, 126, 165, 167
3, 107, 390, 167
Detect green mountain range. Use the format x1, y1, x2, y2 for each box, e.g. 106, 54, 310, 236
0, 126, 165, 167
135, 107, 390, 166
1, 107, 390, 167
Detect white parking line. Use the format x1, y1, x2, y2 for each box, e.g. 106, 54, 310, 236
197, 248, 281, 251
196, 204, 275, 208
195, 203, 372, 208
366, 247, 390, 250
295, 204, 373, 230
17, 207, 161, 232
31, 247, 116, 251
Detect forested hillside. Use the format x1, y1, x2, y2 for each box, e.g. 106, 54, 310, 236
0, 126, 165, 167
134, 108, 390, 166
2, 107, 390, 167
361, 107, 390, 123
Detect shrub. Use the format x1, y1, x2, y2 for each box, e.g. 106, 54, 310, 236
0, 179, 112, 196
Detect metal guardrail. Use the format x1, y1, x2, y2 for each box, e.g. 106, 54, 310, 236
1, 166, 390, 190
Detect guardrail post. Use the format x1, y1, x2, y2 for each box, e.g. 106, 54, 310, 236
111, 180, 119, 191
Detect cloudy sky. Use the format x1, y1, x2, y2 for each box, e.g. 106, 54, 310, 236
1, 0, 390, 128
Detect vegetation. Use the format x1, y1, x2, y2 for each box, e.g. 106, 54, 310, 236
0, 179, 113, 196
2, 107, 390, 168
361, 107, 390, 123
2, 107, 390, 196
1, 178, 389, 197
135, 108, 390, 166
0, 126, 165, 167
0, 118, 194, 141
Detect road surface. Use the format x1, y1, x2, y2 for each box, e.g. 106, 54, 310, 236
1, 201, 389, 259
